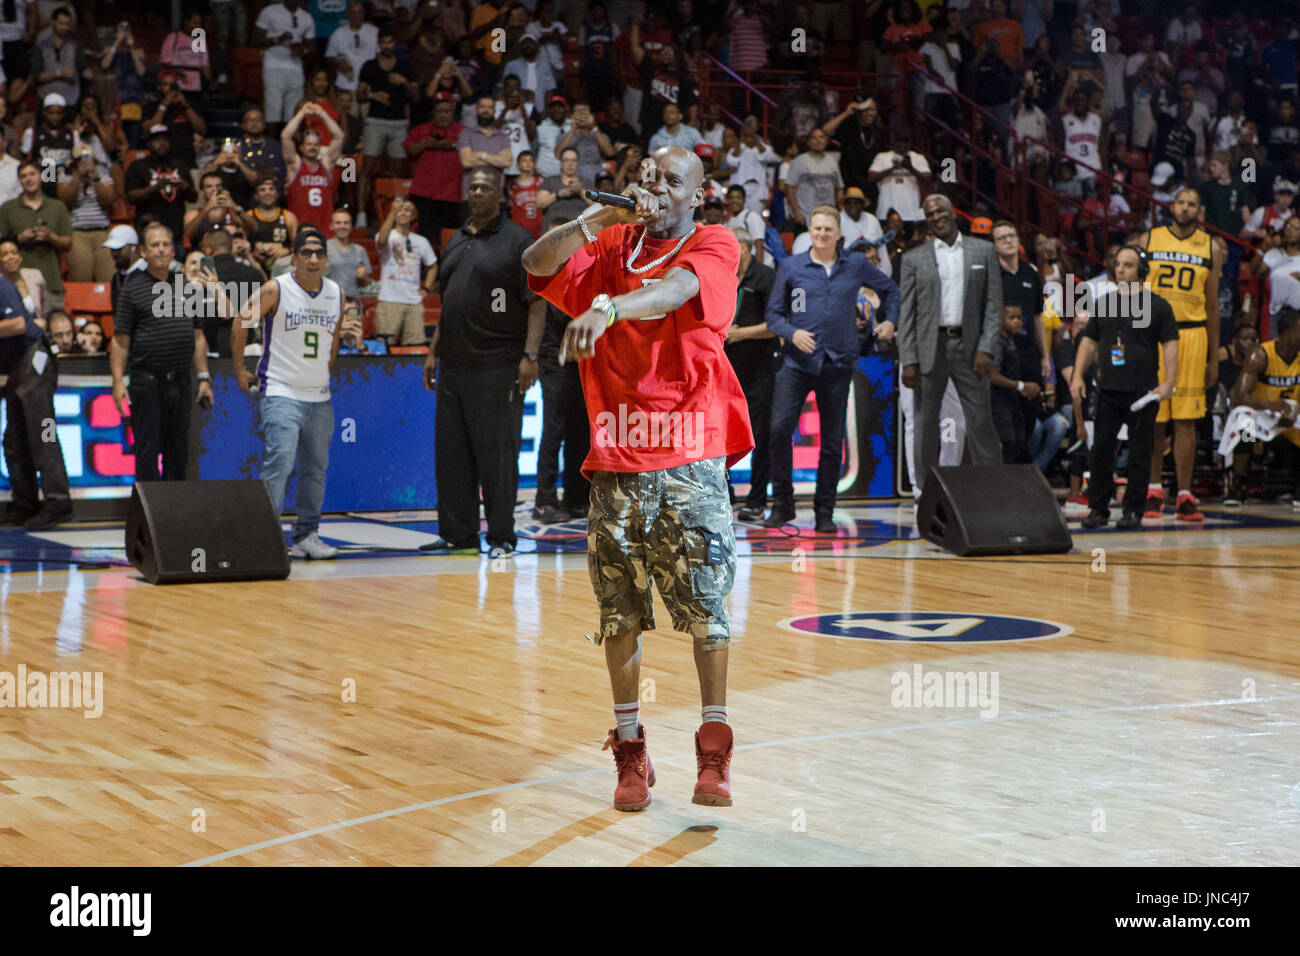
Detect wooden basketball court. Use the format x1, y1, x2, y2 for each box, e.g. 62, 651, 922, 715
2, 502, 1299, 866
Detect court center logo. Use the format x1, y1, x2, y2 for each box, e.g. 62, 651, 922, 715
778, 611, 1071, 642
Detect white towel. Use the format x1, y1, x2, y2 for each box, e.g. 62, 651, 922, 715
1217, 400, 1299, 460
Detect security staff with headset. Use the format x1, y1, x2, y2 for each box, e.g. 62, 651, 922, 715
1069, 246, 1180, 530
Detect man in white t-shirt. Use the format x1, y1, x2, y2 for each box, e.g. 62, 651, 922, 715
1255, 216, 1300, 322
0, 126, 21, 202
1244, 178, 1296, 240
1212, 91, 1250, 153
725, 184, 769, 266
867, 130, 931, 221
326, 1, 380, 93
253, 0, 317, 130
723, 117, 779, 214
375, 196, 437, 346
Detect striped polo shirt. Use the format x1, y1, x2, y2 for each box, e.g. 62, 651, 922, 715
113, 268, 203, 374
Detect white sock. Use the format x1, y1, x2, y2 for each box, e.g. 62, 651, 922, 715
614, 702, 639, 741
1148, 484, 1163, 494
702, 705, 728, 725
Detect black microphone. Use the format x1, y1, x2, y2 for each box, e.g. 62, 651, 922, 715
585, 189, 636, 209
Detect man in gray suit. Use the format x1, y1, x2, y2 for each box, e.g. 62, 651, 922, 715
898, 195, 1003, 496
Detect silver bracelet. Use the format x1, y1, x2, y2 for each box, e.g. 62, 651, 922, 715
578, 216, 597, 243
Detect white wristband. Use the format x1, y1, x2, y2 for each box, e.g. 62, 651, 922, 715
1017, 380, 1024, 393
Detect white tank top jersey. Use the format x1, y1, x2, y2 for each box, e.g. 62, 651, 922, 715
1063, 112, 1101, 176
257, 272, 342, 402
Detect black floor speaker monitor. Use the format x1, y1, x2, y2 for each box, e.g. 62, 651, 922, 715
916, 465, 1073, 556
126, 480, 291, 584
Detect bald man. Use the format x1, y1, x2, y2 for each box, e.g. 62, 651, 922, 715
523, 146, 752, 812
898, 194, 1003, 497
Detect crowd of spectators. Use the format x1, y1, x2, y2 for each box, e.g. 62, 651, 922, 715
0, 0, 1297, 510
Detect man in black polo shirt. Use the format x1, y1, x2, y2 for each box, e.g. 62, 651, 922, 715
1069, 246, 1180, 529
724, 225, 778, 522
420, 168, 544, 559
0, 275, 72, 529
198, 228, 264, 357
111, 222, 215, 482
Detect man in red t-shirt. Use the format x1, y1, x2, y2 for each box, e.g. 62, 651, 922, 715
406, 96, 467, 254
281, 103, 345, 235
523, 145, 752, 813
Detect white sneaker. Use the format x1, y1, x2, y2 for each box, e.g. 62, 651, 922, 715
1063, 499, 1091, 518
290, 533, 340, 560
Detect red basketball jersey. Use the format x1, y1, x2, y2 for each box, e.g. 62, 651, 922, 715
286, 159, 339, 234
510, 177, 543, 238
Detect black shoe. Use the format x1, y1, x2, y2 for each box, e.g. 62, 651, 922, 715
737, 504, 765, 522
2, 505, 36, 527
814, 514, 836, 534
763, 506, 796, 528
24, 499, 73, 530
1116, 509, 1142, 530
418, 536, 479, 554
563, 501, 589, 520
1080, 508, 1110, 529
531, 503, 568, 524
1222, 478, 1245, 508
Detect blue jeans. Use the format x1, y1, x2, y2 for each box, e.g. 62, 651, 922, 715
259, 395, 333, 543
1028, 409, 1071, 472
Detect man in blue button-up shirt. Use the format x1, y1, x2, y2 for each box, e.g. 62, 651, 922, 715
765, 205, 899, 532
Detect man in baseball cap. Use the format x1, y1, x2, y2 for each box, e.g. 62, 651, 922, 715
105, 226, 143, 309
1244, 177, 1297, 240
24, 93, 71, 197
123, 123, 197, 253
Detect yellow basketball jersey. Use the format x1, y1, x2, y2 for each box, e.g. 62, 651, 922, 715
1251, 340, 1300, 404
1146, 226, 1212, 325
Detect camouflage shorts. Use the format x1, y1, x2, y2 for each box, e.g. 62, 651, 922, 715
587, 456, 737, 650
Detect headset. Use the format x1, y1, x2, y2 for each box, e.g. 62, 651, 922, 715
1119, 244, 1150, 280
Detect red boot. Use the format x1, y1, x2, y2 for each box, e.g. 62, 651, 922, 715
693, 722, 734, 806
602, 724, 655, 811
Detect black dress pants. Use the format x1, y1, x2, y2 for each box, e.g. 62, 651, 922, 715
3, 342, 71, 510
435, 362, 524, 548
735, 362, 776, 507
1087, 387, 1159, 514
128, 369, 192, 482
536, 361, 590, 509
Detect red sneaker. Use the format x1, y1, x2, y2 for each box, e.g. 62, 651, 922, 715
1144, 489, 1165, 519
1175, 493, 1204, 522
1066, 492, 1088, 507
693, 722, 734, 807
602, 725, 655, 812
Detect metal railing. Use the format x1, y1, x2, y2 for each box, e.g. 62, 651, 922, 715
900, 61, 1257, 276
699, 54, 898, 143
